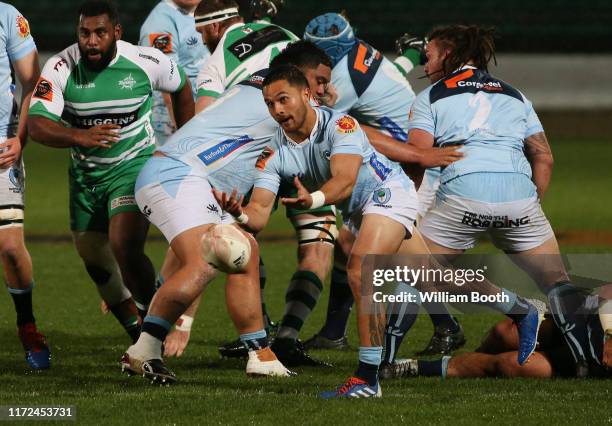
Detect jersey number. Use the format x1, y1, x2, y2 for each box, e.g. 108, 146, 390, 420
468, 91, 492, 131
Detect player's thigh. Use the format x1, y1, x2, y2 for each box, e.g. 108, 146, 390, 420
496, 351, 553, 378
134, 155, 223, 244
418, 194, 484, 252
335, 225, 356, 266
506, 237, 569, 289
69, 169, 108, 233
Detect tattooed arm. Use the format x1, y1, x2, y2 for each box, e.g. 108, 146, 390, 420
524, 131, 554, 200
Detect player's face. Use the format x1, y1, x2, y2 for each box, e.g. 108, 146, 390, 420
263, 80, 311, 133
77, 14, 121, 71
300, 64, 332, 101
424, 39, 449, 83
197, 23, 221, 52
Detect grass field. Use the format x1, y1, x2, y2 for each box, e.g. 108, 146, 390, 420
0, 140, 611, 424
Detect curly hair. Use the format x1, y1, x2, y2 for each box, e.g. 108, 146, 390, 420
428, 25, 497, 76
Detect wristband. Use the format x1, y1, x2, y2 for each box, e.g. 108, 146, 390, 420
600, 299, 612, 335
236, 212, 249, 224
175, 315, 193, 332
310, 191, 326, 209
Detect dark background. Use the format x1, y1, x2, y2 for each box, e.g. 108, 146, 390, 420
8, 0, 612, 53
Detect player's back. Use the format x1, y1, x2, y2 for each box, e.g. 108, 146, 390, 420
159, 71, 277, 195
333, 39, 415, 141
411, 66, 541, 184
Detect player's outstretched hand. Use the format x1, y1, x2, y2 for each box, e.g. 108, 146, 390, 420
212, 188, 244, 217
76, 124, 121, 149
164, 328, 191, 357
0, 136, 22, 168
281, 176, 312, 209
419, 146, 464, 168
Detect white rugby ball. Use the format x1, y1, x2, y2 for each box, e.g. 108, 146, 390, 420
201, 224, 251, 273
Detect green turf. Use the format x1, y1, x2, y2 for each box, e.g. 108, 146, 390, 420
0, 140, 610, 424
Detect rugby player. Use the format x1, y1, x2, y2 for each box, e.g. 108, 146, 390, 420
0, 2, 50, 369
381, 297, 612, 379
119, 68, 293, 384
405, 24, 592, 374
215, 65, 423, 398
301, 13, 465, 357
27, 0, 194, 342
140, 0, 210, 146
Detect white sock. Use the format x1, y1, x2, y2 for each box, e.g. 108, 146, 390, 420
128, 332, 162, 360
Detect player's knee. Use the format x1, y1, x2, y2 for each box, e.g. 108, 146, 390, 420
292, 213, 338, 247
496, 352, 552, 378
297, 242, 332, 277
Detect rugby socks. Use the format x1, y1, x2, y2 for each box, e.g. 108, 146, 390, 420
240, 329, 269, 351
259, 258, 273, 331
8, 282, 35, 326
383, 283, 420, 365
417, 356, 450, 379
276, 271, 323, 340
136, 316, 171, 359
483, 288, 531, 322
319, 266, 354, 340
134, 300, 150, 320
423, 302, 460, 333
109, 298, 141, 343
356, 346, 383, 386
547, 282, 589, 363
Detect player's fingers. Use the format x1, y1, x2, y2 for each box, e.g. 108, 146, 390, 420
0, 157, 16, 168
97, 124, 121, 130
280, 197, 299, 205
293, 175, 305, 190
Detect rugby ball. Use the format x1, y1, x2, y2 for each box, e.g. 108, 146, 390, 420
201, 224, 251, 273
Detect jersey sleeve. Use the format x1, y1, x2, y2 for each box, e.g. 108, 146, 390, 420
28, 55, 69, 122
521, 93, 544, 138
253, 145, 282, 195
139, 46, 186, 93
196, 50, 225, 99
329, 114, 367, 157
139, 14, 179, 63
4, 6, 36, 62
407, 88, 435, 135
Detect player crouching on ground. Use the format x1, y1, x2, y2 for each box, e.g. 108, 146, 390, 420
215, 65, 423, 398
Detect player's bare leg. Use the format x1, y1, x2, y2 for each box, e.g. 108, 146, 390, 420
1, 226, 50, 369
109, 212, 156, 318
73, 231, 140, 342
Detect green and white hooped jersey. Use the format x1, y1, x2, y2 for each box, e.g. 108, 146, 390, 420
29, 40, 186, 178
196, 21, 297, 99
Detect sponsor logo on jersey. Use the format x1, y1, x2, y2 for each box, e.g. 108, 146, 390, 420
376, 117, 407, 142
53, 58, 67, 72
149, 33, 172, 53
461, 211, 530, 228
75, 82, 96, 89
142, 205, 152, 217
33, 78, 53, 101
444, 69, 502, 92
207, 204, 220, 215
228, 26, 291, 61
111, 195, 136, 210
8, 167, 24, 193
372, 188, 391, 207
138, 53, 159, 64
118, 74, 136, 90
255, 146, 275, 170
16, 15, 30, 38
69, 112, 137, 128
368, 153, 392, 181
197, 135, 254, 166
336, 116, 357, 134
186, 36, 199, 47
353, 43, 381, 74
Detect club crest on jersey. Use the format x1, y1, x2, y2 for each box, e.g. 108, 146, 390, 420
336, 116, 357, 134
16, 15, 30, 38
33, 78, 53, 101
150, 33, 172, 53
372, 188, 391, 206
118, 74, 136, 90
255, 146, 275, 170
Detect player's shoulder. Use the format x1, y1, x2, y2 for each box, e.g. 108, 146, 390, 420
119, 41, 169, 66
321, 107, 360, 137
0, 2, 30, 38
429, 68, 524, 104
140, 1, 178, 35
44, 44, 80, 74
0, 2, 20, 19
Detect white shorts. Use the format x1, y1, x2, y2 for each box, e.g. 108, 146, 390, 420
416, 172, 440, 219
0, 136, 25, 228
135, 156, 233, 242
344, 176, 418, 238
419, 194, 554, 252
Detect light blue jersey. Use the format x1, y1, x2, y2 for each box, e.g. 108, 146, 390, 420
140, 0, 210, 144
0, 3, 36, 138
157, 71, 278, 195
332, 39, 415, 142
254, 107, 403, 218
409, 66, 543, 202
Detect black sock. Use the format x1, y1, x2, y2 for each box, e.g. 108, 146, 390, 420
355, 361, 379, 386
141, 316, 171, 341
9, 283, 35, 326
383, 302, 419, 365
319, 266, 354, 340
423, 301, 459, 332
547, 282, 589, 363
417, 359, 444, 377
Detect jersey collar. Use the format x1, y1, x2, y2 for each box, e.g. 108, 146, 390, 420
284, 107, 321, 148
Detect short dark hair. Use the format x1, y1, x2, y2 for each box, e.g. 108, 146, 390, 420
270, 40, 332, 71
78, 0, 119, 25
428, 25, 497, 75
262, 65, 309, 90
